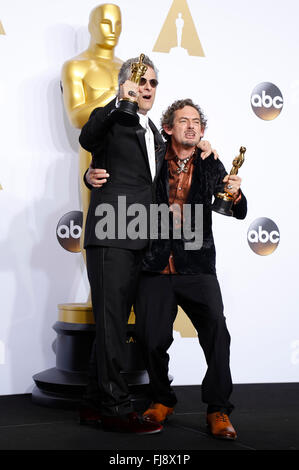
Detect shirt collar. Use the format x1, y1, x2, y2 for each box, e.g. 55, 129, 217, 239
138, 112, 149, 129
165, 144, 197, 161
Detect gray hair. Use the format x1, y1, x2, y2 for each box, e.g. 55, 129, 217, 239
160, 98, 208, 141
118, 55, 158, 91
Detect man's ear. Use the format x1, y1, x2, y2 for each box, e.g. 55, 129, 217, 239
162, 125, 172, 136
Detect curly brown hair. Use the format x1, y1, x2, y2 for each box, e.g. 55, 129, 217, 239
160, 99, 207, 141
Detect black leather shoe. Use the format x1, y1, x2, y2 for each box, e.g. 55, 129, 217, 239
79, 406, 102, 425
101, 411, 163, 434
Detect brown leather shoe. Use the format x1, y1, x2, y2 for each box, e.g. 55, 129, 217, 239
101, 411, 163, 434
206, 412, 237, 440
143, 403, 174, 423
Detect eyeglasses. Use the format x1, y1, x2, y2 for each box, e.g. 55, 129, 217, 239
139, 77, 159, 88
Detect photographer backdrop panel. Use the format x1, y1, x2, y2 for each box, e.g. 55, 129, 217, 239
0, 0, 298, 395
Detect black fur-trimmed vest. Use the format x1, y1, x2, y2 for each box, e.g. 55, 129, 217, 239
142, 148, 247, 275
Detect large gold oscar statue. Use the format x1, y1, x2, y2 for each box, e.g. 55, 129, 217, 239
59, 4, 123, 324
32, 4, 124, 408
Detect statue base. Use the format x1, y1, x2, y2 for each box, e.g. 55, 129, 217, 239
32, 303, 153, 411
110, 99, 139, 127
212, 194, 234, 216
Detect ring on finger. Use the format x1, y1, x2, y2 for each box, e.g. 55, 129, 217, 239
128, 90, 137, 97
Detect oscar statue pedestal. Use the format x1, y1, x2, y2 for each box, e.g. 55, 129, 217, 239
32, 305, 152, 411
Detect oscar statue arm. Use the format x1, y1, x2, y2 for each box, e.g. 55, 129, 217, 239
61, 60, 118, 129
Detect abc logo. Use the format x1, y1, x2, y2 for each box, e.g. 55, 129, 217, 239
251, 82, 283, 120
56, 211, 83, 253
247, 217, 280, 256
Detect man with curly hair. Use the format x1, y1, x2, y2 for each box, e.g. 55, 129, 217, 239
137, 99, 247, 440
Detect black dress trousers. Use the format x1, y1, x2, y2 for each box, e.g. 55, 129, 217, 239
85, 246, 145, 416
135, 272, 234, 414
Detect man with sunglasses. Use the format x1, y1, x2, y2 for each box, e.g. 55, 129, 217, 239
78, 55, 165, 434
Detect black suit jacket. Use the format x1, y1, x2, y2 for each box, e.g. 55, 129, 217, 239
79, 98, 165, 249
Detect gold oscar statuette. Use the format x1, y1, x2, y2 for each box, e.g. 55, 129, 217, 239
110, 53, 147, 126
212, 146, 246, 216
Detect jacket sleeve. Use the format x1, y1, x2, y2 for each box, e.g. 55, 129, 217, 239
83, 168, 93, 191
213, 158, 228, 195
79, 98, 116, 153
232, 191, 247, 219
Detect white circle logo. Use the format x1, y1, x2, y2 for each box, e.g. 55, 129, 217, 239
247, 217, 280, 255
56, 211, 83, 252
251, 82, 283, 120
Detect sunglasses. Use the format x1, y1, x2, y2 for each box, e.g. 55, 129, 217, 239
139, 77, 159, 88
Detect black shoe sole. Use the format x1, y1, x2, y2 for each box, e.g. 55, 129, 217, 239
79, 418, 101, 426
101, 424, 163, 435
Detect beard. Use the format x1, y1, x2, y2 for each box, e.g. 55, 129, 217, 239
181, 139, 198, 147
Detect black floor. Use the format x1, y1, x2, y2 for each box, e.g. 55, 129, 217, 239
0, 384, 298, 456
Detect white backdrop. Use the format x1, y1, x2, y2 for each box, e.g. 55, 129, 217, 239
0, 0, 299, 395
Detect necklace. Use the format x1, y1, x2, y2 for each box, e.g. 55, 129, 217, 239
176, 149, 195, 174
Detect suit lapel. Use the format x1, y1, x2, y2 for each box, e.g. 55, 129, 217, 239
149, 119, 166, 180
187, 150, 203, 203
135, 126, 152, 179
135, 126, 147, 158
136, 119, 166, 182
